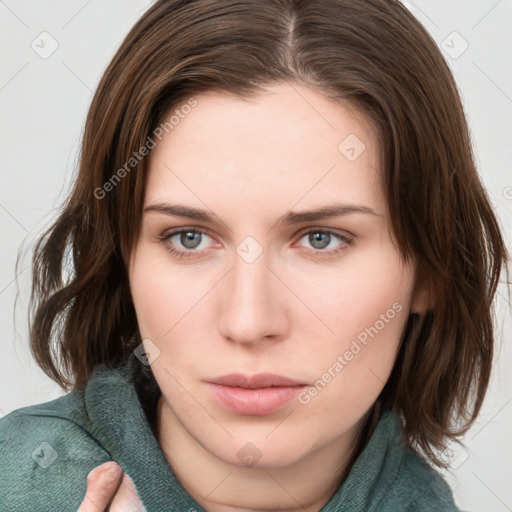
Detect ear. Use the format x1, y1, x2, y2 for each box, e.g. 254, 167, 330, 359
411, 259, 434, 315
411, 285, 430, 314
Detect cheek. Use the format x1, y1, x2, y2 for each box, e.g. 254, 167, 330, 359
129, 244, 197, 334
129, 247, 223, 372
291, 247, 413, 341
129, 264, 168, 337
291, 249, 413, 393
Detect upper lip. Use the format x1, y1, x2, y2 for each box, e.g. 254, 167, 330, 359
208, 373, 306, 389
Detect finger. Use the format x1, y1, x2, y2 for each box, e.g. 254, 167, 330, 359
77, 461, 123, 512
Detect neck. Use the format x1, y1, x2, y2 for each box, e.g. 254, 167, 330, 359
155, 396, 368, 512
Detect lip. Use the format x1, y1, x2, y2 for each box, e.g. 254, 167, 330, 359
208, 373, 306, 388
206, 373, 307, 416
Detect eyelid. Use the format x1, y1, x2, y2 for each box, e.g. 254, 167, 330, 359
159, 226, 353, 244
159, 226, 219, 246
293, 226, 354, 241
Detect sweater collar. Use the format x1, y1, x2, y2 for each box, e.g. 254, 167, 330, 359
84, 353, 405, 511
85, 353, 203, 510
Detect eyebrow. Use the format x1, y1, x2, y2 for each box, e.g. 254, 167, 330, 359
143, 202, 379, 225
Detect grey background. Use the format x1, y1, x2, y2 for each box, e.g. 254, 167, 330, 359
0, 1, 510, 510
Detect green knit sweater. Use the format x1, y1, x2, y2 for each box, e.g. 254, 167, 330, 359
0, 353, 460, 511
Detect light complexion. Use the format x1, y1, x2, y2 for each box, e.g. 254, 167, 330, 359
128, 82, 425, 511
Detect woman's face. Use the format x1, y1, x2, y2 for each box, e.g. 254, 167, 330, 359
129, 82, 422, 468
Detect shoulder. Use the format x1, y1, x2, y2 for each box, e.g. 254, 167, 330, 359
391, 446, 460, 511
0, 392, 112, 512
352, 409, 460, 511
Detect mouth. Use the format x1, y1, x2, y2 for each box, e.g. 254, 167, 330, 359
206, 373, 308, 416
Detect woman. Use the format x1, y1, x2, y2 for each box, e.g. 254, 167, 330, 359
0, 0, 508, 510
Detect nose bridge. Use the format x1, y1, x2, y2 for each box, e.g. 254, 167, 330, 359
218, 240, 283, 344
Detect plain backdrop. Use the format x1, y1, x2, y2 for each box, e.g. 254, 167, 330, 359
1, 1, 511, 511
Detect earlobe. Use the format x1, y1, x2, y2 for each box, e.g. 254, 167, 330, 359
411, 261, 434, 315
411, 285, 431, 315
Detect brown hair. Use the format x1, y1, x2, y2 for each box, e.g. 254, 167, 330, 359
28, 0, 508, 467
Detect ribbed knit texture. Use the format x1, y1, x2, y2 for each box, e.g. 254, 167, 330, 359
0, 353, 459, 511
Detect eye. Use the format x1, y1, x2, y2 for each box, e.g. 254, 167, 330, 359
294, 229, 353, 257
159, 228, 216, 258
158, 227, 354, 260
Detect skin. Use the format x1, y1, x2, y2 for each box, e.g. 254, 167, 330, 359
78, 461, 144, 511
127, 82, 427, 512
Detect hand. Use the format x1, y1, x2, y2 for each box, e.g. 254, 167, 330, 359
78, 461, 146, 511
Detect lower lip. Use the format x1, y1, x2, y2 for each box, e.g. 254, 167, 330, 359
207, 383, 305, 415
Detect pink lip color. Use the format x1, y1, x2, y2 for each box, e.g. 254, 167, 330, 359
207, 373, 307, 416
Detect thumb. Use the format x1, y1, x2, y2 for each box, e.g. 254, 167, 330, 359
77, 461, 123, 512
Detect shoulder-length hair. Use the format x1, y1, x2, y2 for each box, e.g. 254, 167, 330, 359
28, 0, 508, 467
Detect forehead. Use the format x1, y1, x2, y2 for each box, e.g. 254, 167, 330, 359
145, 83, 384, 220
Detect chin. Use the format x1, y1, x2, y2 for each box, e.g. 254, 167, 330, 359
202, 428, 316, 469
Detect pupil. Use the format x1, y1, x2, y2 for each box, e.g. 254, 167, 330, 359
181, 231, 200, 249
310, 232, 330, 249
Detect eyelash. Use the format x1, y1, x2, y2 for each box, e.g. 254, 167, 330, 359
158, 227, 354, 260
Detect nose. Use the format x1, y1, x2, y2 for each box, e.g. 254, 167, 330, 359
217, 247, 289, 346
